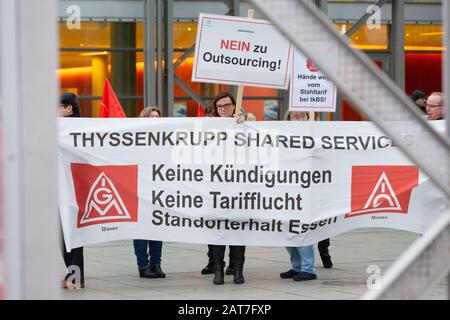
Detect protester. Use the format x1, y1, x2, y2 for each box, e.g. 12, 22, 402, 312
410, 90, 427, 114
59, 93, 84, 289
201, 101, 223, 275
426, 92, 445, 120
279, 111, 319, 281
201, 95, 245, 277
205, 91, 246, 285
133, 106, 166, 278
283, 111, 333, 269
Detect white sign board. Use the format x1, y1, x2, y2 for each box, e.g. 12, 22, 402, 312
58, 118, 446, 251
289, 45, 337, 112
191, 13, 292, 89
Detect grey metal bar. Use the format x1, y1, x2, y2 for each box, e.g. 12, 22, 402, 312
233, 0, 241, 17
156, 0, 163, 109
314, 0, 328, 121
345, 0, 389, 37
445, 0, 450, 139
223, 0, 240, 16
164, 0, 174, 116
249, 0, 450, 199
174, 75, 205, 107
173, 45, 195, 70
2, 0, 60, 299
391, 0, 405, 90
144, 0, 156, 107
314, 0, 328, 15
249, 0, 450, 300
444, 0, 450, 300
1, 0, 23, 299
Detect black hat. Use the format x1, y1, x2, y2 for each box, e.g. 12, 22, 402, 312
60, 92, 78, 106
411, 90, 426, 102
60, 92, 80, 117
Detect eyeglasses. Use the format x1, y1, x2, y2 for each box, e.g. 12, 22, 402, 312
216, 103, 234, 110
427, 104, 442, 108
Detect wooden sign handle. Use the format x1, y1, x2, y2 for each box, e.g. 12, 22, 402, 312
235, 9, 254, 115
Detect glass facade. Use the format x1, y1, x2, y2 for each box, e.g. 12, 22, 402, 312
57, 1, 445, 120
59, 21, 144, 117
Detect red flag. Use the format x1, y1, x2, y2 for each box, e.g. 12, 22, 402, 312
196, 103, 206, 117
99, 79, 126, 118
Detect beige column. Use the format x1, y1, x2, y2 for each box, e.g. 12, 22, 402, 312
91, 55, 108, 117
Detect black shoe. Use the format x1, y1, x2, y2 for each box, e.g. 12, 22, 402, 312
213, 264, 225, 285
139, 267, 158, 278
150, 265, 166, 278
293, 272, 317, 281
321, 255, 333, 269
225, 264, 234, 275
280, 269, 299, 279
201, 262, 214, 275
233, 269, 245, 284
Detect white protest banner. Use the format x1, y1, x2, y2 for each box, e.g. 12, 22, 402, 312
191, 13, 292, 89
58, 118, 446, 251
289, 44, 337, 112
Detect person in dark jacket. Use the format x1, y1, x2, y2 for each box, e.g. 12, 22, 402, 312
410, 90, 427, 115
59, 93, 84, 288
205, 91, 246, 285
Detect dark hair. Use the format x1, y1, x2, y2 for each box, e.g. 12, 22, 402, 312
60, 92, 80, 117
411, 90, 426, 102
205, 104, 219, 117
212, 91, 236, 114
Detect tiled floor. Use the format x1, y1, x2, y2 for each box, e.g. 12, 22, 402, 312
60, 228, 448, 300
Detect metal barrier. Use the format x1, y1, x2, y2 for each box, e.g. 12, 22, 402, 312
248, 0, 450, 299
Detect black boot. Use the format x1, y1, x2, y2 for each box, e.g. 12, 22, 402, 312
320, 254, 333, 269
233, 268, 244, 284
318, 239, 333, 268
213, 263, 225, 285
225, 263, 234, 275
149, 265, 166, 278
201, 261, 214, 275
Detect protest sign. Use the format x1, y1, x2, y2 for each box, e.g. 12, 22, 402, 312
289, 44, 337, 112
191, 13, 292, 89
58, 118, 446, 250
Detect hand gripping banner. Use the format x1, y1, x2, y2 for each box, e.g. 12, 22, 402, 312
58, 118, 446, 251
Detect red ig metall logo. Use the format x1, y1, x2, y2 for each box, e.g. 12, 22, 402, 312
346, 166, 419, 218
71, 163, 138, 228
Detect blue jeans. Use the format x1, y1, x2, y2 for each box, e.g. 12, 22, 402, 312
285, 245, 316, 274
133, 240, 162, 270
